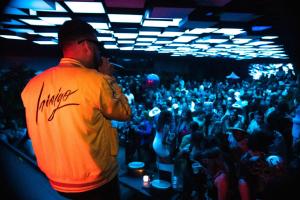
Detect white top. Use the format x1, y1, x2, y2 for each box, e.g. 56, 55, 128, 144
152, 131, 170, 158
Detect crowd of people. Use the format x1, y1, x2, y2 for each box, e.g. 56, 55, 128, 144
116, 70, 300, 200
1, 63, 300, 200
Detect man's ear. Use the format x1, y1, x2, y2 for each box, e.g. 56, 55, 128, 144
83, 41, 92, 54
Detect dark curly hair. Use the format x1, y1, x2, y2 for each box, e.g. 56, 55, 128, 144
156, 110, 172, 132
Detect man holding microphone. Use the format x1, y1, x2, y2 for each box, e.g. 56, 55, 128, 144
21, 19, 131, 200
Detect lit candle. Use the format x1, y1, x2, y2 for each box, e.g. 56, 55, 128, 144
143, 175, 150, 187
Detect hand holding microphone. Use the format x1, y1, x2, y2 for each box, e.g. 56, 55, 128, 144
98, 57, 115, 76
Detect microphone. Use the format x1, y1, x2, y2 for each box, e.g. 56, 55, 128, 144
110, 62, 125, 69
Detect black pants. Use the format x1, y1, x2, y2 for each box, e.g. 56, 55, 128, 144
58, 176, 120, 200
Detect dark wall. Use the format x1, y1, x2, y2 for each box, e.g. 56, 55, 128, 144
0, 38, 60, 71
152, 56, 250, 81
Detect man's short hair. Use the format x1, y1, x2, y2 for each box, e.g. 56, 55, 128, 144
58, 19, 96, 49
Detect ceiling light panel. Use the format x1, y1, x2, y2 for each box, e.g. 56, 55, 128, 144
196, 38, 229, 43
88, 22, 109, 29
0, 35, 26, 40
232, 38, 252, 44
4, 7, 28, 15
97, 30, 114, 34
36, 32, 58, 37
104, 44, 118, 49
143, 18, 182, 27
114, 33, 138, 39
8, 28, 35, 34
29, 9, 37, 16
261, 36, 279, 40
65, 1, 105, 13
213, 28, 245, 35
108, 14, 143, 23
39, 17, 71, 25
120, 47, 134, 50
135, 42, 152, 46
246, 41, 274, 46
173, 36, 198, 43
35, 2, 67, 12
33, 41, 57, 45
19, 19, 53, 26
139, 31, 161, 36
136, 37, 156, 42
1, 19, 24, 26
155, 40, 172, 44
97, 37, 115, 42
185, 28, 218, 34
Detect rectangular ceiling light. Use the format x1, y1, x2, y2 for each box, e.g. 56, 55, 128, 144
185, 28, 218, 34
34, 2, 67, 12
213, 28, 245, 35
173, 36, 198, 43
108, 14, 143, 23
261, 36, 279, 40
97, 30, 114, 34
36, 32, 58, 37
8, 0, 55, 10
104, 44, 118, 49
159, 31, 183, 37
155, 40, 172, 44
143, 18, 181, 27
29, 9, 37, 16
246, 41, 274, 46
158, 51, 172, 54
1, 19, 24, 26
33, 41, 57, 45
65, 1, 105, 13
114, 33, 138, 39
0, 35, 26, 40
120, 47, 134, 50
39, 17, 71, 25
136, 37, 156, 42
88, 22, 109, 29
19, 19, 52, 26
97, 37, 115, 41
8, 28, 35, 34
259, 45, 280, 48
4, 7, 28, 15
196, 38, 228, 43
139, 31, 161, 36
144, 48, 156, 51
135, 42, 152, 46
232, 38, 252, 44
